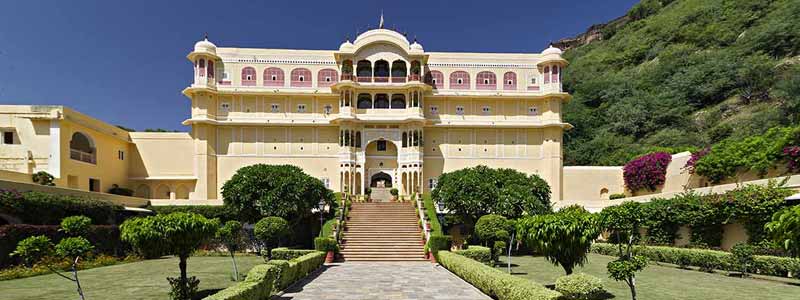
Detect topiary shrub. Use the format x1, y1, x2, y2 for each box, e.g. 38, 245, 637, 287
313, 237, 339, 253
455, 246, 492, 265
216, 220, 244, 281
108, 184, 134, 196
390, 188, 399, 196
60, 215, 92, 237
425, 235, 452, 257
32, 171, 55, 186
269, 248, 317, 261
474, 214, 512, 246
517, 206, 599, 275
609, 193, 626, 200
731, 243, 756, 277
202, 264, 280, 300
266, 251, 325, 291
0, 224, 125, 268
623, 152, 672, 192
254, 217, 289, 260
555, 273, 605, 300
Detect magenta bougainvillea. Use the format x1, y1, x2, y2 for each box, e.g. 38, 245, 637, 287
784, 146, 800, 172
683, 148, 710, 174
623, 152, 672, 192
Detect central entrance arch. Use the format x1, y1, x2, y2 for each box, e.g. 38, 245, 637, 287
370, 172, 392, 187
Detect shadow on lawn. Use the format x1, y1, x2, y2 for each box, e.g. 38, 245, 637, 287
270, 264, 338, 300
194, 289, 223, 300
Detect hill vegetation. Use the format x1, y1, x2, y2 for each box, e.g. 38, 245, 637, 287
561, 0, 800, 166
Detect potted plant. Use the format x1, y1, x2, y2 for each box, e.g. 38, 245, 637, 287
315, 237, 338, 263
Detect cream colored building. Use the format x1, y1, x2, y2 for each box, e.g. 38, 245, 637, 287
0, 28, 572, 203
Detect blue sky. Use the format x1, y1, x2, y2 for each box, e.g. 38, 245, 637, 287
0, 0, 638, 131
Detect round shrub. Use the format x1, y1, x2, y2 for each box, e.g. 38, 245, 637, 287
54, 237, 94, 259
254, 217, 290, 259
474, 214, 512, 245
60, 215, 92, 237
623, 152, 671, 192
314, 237, 339, 253
11, 235, 53, 267
555, 273, 604, 300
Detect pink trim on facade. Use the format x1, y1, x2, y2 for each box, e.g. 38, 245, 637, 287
543, 66, 550, 84
551, 66, 559, 83
242, 67, 257, 86
476, 71, 497, 90
503, 72, 517, 90
449, 71, 470, 89
290, 68, 312, 87
263, 67, 285, 87
218, 80, 232, 85
425, 71, 444, 89
198, 59, 206, 77
317, 68, 339, 87
527, 86, 540, 91
207, 60, 214, 78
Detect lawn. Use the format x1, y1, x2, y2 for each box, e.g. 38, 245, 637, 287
0, 255, 263, 300
497, 253, 800, 300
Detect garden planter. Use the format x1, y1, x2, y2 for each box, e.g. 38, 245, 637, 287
428, 252, 437, 263
325, 251, 335, 263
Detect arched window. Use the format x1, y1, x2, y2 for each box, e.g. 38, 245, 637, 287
207, 60, 214, 78
344, 130, 351, 147
290, 68, 312, 87
198, 59, 206, 77
69, 132, 96, 164
424, 70, 444, 88
357, 93, 372, 109
317, 69, 339, 87
543, 66, 550, 84
342, 60, 353, 75
402, 132, 408, 148
263, 67, 284, 86
413, 131, 419, 146
503, 72, 517, 90
176, 185, 190, 199
476, 71, 497, 90
551, 65, 560, 83
391, 60, 407, 79
357, 60, 372, 80
355, 131, 362, 148
391, 94, 406, 109
374, 94, 390, 109
410, 61, 421, 75
241, 67, 257, 86
374, 60, 390, 81
449, 71, 470, 89
155, 185, 171, 199
135, 185, 151, 199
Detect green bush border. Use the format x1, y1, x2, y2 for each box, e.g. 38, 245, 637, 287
455, 246, 492, 265
438, 251, 561, 300
266, 251, 325, 291
422, 194, 443, 235
267, 248, 317, 261
202, 264, 280, 300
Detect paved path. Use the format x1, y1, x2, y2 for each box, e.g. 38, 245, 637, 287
272, 262, 490, 300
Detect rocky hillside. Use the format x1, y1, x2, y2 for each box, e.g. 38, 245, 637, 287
560, 0, 800, 166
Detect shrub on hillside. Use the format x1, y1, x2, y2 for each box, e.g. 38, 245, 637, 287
0, 190, 121, 225
555, 273, 605, 300
623, 152, 672, 192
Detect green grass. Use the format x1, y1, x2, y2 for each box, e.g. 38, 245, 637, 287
497, 253, 800, 300
0, 255, 264, 300
422, 194, 442, 235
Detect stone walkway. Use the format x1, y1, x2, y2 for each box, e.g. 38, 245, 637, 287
271, 262, 490, 300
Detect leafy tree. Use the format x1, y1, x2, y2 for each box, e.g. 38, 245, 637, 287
599, 201, 648, 300
216, 220, 244, 281
766, 205, 800, 258
254, 216, 290, 259
222, 164, 335, 223
517, 205, 599, 275
12, 216, 96, 300
121, 212, 219, 300
432, 165, 551, 228
474, 214, 513, 246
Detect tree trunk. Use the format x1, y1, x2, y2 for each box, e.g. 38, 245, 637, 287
563, 264, 573, 275
230, 251, 239, 281
628, 277, 637, 300
179, 256, 187, 282
72, 258, 85, 300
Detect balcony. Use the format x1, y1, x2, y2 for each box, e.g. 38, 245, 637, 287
70, 149, 96, 164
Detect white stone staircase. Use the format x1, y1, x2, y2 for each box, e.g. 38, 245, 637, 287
340, 202, 426, 261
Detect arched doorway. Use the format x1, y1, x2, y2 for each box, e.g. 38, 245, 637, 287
370, 172, 392, 188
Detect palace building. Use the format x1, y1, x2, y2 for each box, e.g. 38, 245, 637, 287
0, 26, 573, 203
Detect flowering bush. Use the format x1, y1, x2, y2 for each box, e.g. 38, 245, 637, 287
784, 146, 800, 172
623, 152, 672, 192
683, 148, 710, 174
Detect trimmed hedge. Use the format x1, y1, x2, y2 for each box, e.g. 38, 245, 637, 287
0, 190, 122, 225
203, 264, 280, 300
266, 251, 325, 291
438, 251, 561, 300
0, 224, 127, 267
455, 246, 492, 265
555, 273, 605, 300
425, 235, 452, 255
149, 205, 238, 222
267, 248, 317, 261
591, 243, 800, 278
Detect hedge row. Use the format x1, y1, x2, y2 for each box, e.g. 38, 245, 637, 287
0, 224, 127, 267
148, 205, 238, 222
0, 190, 122, 225
203, 264, 280, 300
266, 251, 326, 291
456, 246, 492, 265
267, 248, 317, 261
591, 243, 800, 278
437, 251, 561, 300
